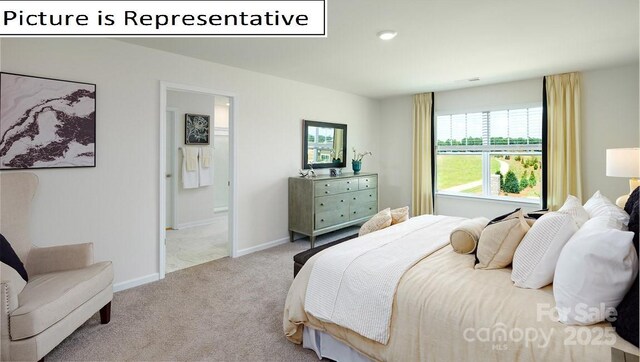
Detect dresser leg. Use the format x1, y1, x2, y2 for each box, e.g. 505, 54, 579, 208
289, 230, 294, 242
310, 236, 316, 249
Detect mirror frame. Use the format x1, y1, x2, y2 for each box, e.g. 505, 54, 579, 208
302, 120, 347, 169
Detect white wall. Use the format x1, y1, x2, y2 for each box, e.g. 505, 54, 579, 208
378, 95, 413, 210
377, 64, 639, 219
0, 38, 381, 286
434, 79, 542, 114
581, 63, 639, 200
167, 90, 216, 227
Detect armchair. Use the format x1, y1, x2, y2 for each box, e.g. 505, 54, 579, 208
0, 173, 113, 361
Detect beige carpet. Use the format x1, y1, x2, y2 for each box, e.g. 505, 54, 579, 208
46, 229, 358, 361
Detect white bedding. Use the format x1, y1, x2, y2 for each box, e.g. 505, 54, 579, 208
304, 214, 465, 344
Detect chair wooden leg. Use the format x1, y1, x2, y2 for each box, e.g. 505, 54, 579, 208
100, 302, 111, 324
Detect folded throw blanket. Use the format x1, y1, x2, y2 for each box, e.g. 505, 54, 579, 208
304, 214, 465, 344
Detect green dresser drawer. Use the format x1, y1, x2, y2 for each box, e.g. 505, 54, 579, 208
343, 178, 358, 192
315, 207, 349, 229
358, 176, 377, 190
351, 189, 377, 204
315, 194, 349, 212
314, 180, 347, 196
349, 201, 377, 221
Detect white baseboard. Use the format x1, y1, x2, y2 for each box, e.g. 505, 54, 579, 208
236, 236, 289, 257
175, 218, 215, 230
214, 207, 229, 213
113, 273, 159, 292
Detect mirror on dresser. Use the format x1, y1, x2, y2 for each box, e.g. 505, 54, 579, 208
302, 120, 347, 169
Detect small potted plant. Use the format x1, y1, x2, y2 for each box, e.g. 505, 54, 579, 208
352, 147, 372, 174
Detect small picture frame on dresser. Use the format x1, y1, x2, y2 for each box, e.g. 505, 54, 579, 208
330, 168, 337, 177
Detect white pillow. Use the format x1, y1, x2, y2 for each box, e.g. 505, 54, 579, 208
511, 212, 578, 289
553, 227, 638, 325
580, 214, 626, 231
584, 190, 630, 226
556, 195, 589, 227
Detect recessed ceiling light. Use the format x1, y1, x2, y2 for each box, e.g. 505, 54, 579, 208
377, 30, 397, 40
226, 102, 230, 106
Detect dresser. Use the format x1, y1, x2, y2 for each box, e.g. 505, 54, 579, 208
288, 172, 378, 248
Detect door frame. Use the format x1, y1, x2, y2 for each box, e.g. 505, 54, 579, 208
159, 81, 238, 279
165, 107, 179, 230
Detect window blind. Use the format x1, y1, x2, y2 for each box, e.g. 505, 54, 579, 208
436, 107, 543, 153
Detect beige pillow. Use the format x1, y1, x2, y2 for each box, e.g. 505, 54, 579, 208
390, 206, 409, 225
475, 209, 531, 270
359, 208, 392, 236
450, 217, 490, 254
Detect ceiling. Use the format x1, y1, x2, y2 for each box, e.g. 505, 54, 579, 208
121, 0, 639, 99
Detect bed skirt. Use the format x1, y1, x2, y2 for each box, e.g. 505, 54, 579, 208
303, 327, 371, 362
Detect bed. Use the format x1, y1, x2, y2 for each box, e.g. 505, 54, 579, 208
283, 214, 639, 361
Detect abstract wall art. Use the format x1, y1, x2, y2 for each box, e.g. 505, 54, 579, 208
185, 113, 210, 145
0, 72, 96, 170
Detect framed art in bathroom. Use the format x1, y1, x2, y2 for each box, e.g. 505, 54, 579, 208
185, 113, 210, 145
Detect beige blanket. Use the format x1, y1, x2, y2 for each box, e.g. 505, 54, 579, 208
284, 240, 639, 361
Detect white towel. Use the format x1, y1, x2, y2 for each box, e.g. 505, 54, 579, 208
181, 148, 199, 189
198, 147, 213, 187
201, 147, 212, 168
184, 147, 199, 171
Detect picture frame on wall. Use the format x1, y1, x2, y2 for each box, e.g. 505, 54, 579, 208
185, 113, 210, 145
0, 72, 96, 170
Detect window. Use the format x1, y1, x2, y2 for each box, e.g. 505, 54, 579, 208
435, 106, 543, 203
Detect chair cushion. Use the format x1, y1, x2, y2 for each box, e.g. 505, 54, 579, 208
10, 261, 113, 340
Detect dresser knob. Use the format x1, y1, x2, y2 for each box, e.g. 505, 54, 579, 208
341, 199, 344, 202
325, 191, 329, 194
347, 181, 350, 184
341, 214, 344, 217
365, 179, 369, 181
353, 211, 356, 214
353, 197, 356, 200
321, 219, 325, 222
365, 185, 369, 188
369, 207, 372, 210
320, 203, 324, 206
325, 184, 329, 187
347, 188, 351, 191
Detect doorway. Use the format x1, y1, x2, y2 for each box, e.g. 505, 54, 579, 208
159, 82, 237, 279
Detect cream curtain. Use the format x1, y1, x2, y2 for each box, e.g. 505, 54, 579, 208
412, 93, 434, 216
545, 72, 582, 210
